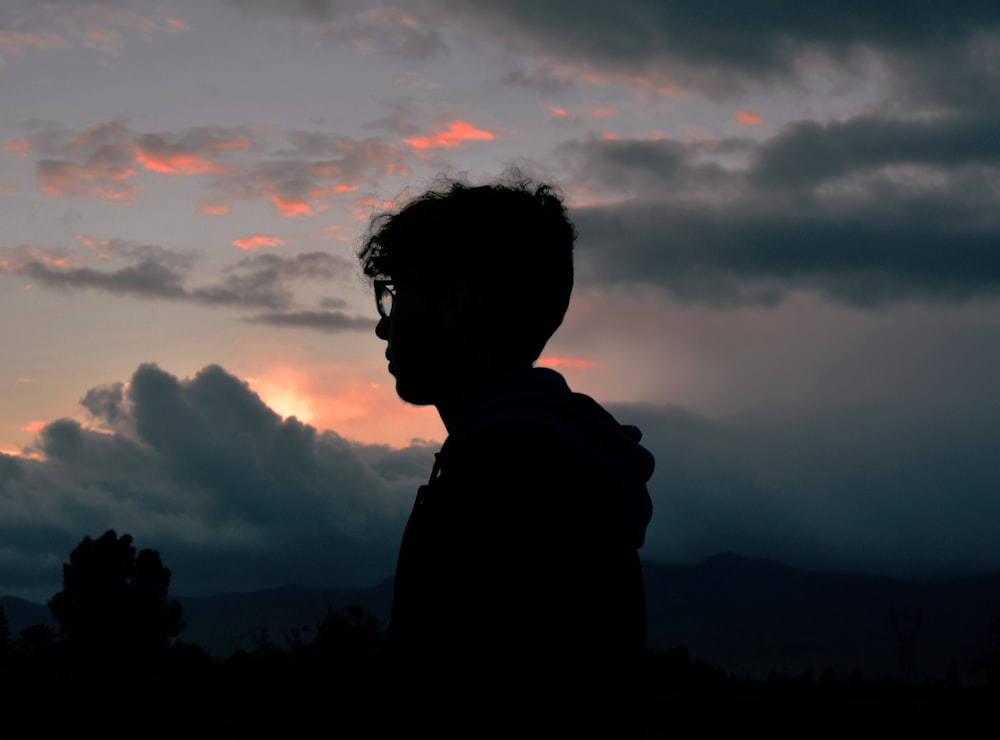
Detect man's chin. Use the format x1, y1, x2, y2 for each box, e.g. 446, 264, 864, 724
395, 379, 436, 407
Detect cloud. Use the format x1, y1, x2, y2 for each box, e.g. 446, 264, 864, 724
16, 122, 140, 202
610, 395, 1000, 580
4, 359, 998, 599
133, 128, 254, 176
213, 132, 407, 217
247, 310, 376, 332
0, 363, 433, 597
561, 115, 1000, 305
19, 255, 189, 300
736, 110, 764, 126
0, 1, 190, 65
223, 0, 343, 20
194, 252, 355, 310
9, 122, 406, 214
421, 0, 1000, 97
0, 30, 70, 65
232, 235, 288, 251
403, 121, 495, 149
224, 0, 446, 58
1, 244, 354, 312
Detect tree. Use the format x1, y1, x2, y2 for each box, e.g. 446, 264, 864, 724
48, 530, 184, 665
0, 604, 9, 657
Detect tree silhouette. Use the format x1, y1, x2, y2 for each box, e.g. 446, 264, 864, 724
48, 530, 184, 665
0, 604, 9, 658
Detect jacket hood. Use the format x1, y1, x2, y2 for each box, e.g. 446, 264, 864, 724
440, 367, 655, 548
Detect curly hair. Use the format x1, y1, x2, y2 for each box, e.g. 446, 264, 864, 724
358, 172, 576, 365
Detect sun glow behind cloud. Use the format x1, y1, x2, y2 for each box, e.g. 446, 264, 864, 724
244, 364, 444, 448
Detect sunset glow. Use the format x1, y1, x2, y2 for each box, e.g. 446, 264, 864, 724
135, 150, 227, 175
271, 195, 315, 218
403, 121, 495, 149
231, 235, 288, 250
736, 110, 764, 126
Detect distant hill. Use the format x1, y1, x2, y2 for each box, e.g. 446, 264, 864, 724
643, 553, 1000, 683
5, 553, 998, 683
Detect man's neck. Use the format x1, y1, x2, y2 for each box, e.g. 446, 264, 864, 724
434, 364, 531, 434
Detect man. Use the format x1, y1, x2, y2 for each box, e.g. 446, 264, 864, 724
360, 174, 654, 733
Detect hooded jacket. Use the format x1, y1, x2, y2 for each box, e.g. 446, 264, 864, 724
384, 367, 654, 730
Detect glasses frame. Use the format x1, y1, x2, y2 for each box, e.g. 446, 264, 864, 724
374, 279, 395, 319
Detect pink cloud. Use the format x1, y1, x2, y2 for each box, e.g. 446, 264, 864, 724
4, 138, 31, 154
133, 131, 252, 175
404, 121, 495, 149
135, 150, 227, 175
232, 235, 289, 251
548, 106, 571, 117
201, 204, 230, 216
736, 110, 765, 126
38, 161, 140, 202
271, 195, 317, 218
21, 421, 47, 432
589, 106, 617, 118
0, 31, 71, 63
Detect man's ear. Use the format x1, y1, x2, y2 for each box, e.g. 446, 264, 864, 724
438, 277, 473, 327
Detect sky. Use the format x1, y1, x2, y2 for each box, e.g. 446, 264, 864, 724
2, 0, 999, 600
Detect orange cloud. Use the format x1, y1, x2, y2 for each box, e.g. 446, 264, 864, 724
166, 18, 192, 32
21, 421, 47, 432
601, 132, 620, 141
232, 235, 288, 250
271, 195, 316, 218
736, 110, 764, 126
538, 355, 599, 369
0, 31, 71, 61
37, 162, 140, 202
134, 149, 227, 175
311, 184, 360, 197
201, 204, 230, 216
403, 121, 495, 149
589, 106, 616, 118
4, 138, 31, 154
548, 106, 570, 117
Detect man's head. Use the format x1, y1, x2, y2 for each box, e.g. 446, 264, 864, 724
359, 173, 576, 404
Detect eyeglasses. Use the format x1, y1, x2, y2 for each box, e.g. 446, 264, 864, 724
374, 279, 395, 319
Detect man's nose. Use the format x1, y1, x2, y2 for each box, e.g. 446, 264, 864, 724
375, 315, 390, 340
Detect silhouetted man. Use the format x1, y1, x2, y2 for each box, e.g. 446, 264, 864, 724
360, 174, 654, 735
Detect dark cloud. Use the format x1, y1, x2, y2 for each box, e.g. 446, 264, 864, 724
0, 363, 432, 598
193, 252, 356, 311
80, 383, 125, 425
22, 258, 189, 300
612, 392, 1000, 581
1, 245, 355, 312
223, 0, 343, 19
423, 0, 1000, 96
563, 120, 1000, 306
751, 113, 1000, 189
4, 361, 996, 599
224, 0, 446, 59
247, 310, 376, 332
